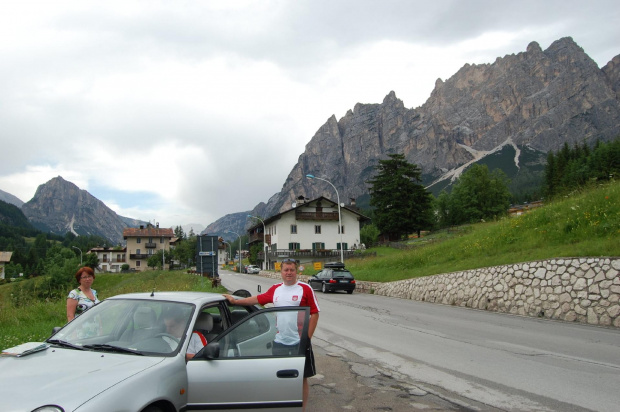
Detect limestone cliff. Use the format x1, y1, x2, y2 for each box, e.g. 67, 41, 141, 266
254, 37, 620, 220
21, 176, 140, 244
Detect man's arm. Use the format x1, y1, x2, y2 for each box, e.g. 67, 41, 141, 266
308, 312, 319, 339
223, 294, 259, 306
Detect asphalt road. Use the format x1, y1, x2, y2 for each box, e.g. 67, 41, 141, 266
219, 270, 620, 412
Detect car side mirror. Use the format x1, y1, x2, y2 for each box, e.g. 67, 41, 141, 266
203, 342, 220, 359
50, 326, 61, 338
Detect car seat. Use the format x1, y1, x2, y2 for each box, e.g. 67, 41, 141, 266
194, 312, 216, 342
129, 307, 159, 342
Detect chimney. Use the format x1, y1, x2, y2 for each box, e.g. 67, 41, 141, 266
350, 198, 356, 207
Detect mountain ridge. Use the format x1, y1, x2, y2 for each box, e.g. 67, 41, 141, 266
20, 176, 145, 244
3, 37, 619, 242
241, 37, 620, 224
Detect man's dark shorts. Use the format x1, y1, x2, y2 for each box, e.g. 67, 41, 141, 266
272, 338, 316, 378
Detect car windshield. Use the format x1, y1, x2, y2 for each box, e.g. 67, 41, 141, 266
49, 299, 195, 356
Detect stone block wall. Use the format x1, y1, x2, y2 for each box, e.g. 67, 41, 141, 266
370, 257, 620, 327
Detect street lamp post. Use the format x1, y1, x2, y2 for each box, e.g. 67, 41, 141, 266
222, 241, 232, 263
225, 230, 243, 273
247, 215, 267, 270
306, 174, 344, 263
72, 246, 83, 265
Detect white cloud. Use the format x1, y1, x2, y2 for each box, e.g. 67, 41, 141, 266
1, 0, 619, 228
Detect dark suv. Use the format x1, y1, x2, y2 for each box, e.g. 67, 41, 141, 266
308, 262, 356, 294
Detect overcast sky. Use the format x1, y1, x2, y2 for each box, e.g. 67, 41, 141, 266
1, 0, 618, 229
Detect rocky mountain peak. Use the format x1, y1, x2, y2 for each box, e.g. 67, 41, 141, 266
21, 176, 135, 244
246, 37, 620, 222
526, 41, 542, 54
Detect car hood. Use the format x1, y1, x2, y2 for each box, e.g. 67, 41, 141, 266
0, 346, 166, 411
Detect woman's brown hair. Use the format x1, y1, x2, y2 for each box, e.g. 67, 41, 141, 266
74, 266, 95, 283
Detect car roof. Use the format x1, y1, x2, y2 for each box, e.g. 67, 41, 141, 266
106, 291, 227, 305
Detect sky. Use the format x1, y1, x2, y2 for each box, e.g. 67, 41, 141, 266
1, 0, 619, 229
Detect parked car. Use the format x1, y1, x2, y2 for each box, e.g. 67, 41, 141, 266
308, 262, 356, 294
245, 265, 261, 274
0, 292, 311, 412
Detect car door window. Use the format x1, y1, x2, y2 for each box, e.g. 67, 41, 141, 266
215, 307, 308, 358
226, 304, 254, 327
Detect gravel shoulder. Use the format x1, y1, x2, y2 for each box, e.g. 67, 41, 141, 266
307, 338, 492, 412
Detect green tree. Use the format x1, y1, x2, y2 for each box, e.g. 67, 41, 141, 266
172, 236, 197, 268
450, 164, 512, 224
360, 224, 380, 247
248, 242, 264, 265
147, 250, 165, 269
367, 153, 434, 241
83, 252, 100, 269
174, 225, 186, 240
434, 191, 453, 228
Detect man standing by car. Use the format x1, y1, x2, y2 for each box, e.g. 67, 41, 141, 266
223, 258, 320, 412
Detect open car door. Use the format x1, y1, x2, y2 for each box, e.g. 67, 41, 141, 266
186, 306, 310, 411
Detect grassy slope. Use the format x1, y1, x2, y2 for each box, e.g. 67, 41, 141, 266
346, 180, 620, 282
0, 271, 225, 350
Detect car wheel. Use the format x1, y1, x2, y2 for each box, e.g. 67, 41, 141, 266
347, 290, 353, 294
142, 405, 164, 412
321, 283, 327, 293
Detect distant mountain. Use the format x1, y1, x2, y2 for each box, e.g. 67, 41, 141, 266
0, 199, 34, 230
0, 189, 24, 208
244, 37, 620, 222
201, 211, 251, 242
21, 176, 144, 244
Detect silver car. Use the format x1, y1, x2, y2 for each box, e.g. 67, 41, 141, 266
245, 265, 261, 274
0, 292, 310, 412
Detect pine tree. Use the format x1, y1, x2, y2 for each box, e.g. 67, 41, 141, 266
367, 154, 434, 241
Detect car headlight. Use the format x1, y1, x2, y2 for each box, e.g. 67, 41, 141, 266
33, 406, 64, 412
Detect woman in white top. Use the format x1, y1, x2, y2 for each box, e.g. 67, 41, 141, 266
66, 266, 100, 322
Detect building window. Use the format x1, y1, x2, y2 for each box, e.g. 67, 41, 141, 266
337, 243, 348, 250
160, 237, 164, 243
291, 224, 297, 234
312, 242, 325, 250
271, 243, 277, 251
136, 249, 141, 255
338, 225, 345, 234
136, 261, 141, 267
315, 225, 321, 234
289, 242, 300, 250
137, 238, 141, 243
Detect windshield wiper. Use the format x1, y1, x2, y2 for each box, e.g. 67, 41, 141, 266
47, 339, 86, 350
83, 344, 145, 356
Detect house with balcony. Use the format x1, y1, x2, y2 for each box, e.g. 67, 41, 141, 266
87, 247, 127, 273
123, 224, 174, 271
247, 196, 369, 269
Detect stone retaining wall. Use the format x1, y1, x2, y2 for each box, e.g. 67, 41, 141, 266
257, 257, 620, 327
370, 257, 620, 327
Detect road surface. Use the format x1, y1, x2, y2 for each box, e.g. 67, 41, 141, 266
219, 270, 620, 411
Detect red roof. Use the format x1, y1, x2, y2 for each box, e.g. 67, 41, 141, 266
123, 227, 174, 238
